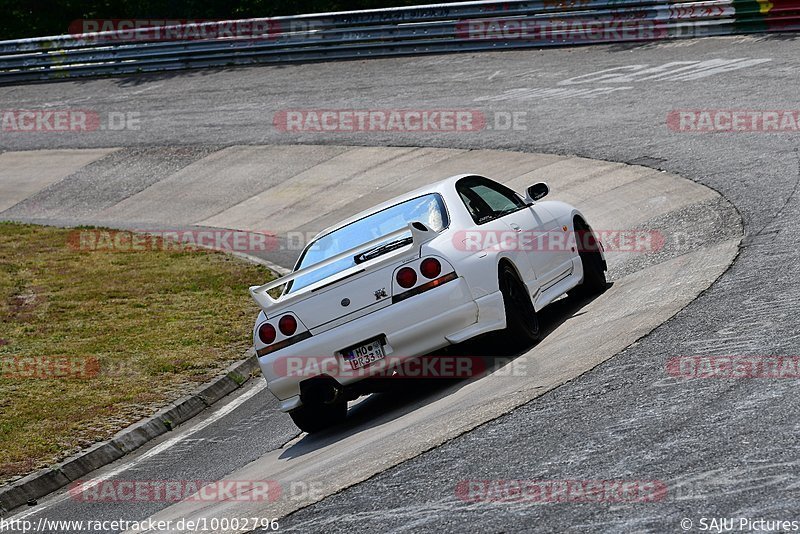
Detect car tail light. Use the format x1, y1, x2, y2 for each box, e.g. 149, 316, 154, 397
419, 258, 441, 279
256, 314, 312, 357
258, 323, 277, 345
278, 314, 297, 336
392, 257, 456, 304
396, 267, 417, 288
392, 272, 457, 303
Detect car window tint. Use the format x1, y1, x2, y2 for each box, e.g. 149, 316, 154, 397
457, 177, 526, 224
472, 184, 522, 212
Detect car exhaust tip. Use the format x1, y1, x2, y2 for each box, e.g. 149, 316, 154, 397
300, 376, 343, 406
318, 384, 341, 405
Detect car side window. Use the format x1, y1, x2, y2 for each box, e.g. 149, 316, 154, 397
456, 177, 527, 224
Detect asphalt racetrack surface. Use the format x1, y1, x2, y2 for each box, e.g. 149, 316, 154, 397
1, 33, 799, 533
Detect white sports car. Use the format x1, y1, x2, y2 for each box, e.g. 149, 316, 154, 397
250, 174, 607, 432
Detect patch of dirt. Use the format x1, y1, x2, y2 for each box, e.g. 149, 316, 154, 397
6, 285, 44, 321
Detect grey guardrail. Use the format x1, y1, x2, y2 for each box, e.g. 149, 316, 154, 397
0, 0, 798, 84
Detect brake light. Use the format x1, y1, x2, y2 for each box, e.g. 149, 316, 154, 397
396, 267, 417, 288
392, 272, 457, 303
279, 315, 297, 336
420, 258, 441, 279
258, 323, 277, 345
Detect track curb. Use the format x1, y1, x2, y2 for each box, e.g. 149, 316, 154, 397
0, 351, 261, 515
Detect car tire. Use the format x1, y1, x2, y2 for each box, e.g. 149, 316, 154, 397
289, 401, 347, 433
500, 264, 540, 343
570, 223, 607, 297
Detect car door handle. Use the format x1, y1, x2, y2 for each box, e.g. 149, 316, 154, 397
509, 223, 522, 232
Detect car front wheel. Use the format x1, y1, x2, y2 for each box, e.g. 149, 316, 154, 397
570, 222, 607, 297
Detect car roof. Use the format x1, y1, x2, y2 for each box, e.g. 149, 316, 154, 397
313, 173, 475, 239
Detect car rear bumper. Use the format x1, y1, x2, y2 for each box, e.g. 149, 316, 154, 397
258, 276, 479, 411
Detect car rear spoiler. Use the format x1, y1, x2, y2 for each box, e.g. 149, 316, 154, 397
249, 221, 436, 314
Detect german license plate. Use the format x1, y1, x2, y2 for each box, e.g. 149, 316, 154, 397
343, 339, 385, 370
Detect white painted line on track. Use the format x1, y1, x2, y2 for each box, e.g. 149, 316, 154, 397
10, 381, 268, 521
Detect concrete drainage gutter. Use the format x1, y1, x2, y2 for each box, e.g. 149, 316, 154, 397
0, 351, 261, 515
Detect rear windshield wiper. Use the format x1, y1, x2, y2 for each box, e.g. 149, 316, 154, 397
354, 236, 413, 264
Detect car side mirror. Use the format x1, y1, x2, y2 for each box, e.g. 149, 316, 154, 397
525, 182, 550, 203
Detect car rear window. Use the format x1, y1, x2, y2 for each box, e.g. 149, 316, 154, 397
288, 193, 448, 294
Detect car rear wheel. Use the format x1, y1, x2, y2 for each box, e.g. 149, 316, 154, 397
289, 401, 347, 433
570, 222, 607, 297
500, 264, 540, 344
